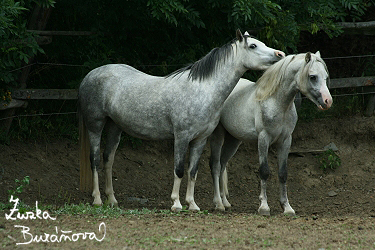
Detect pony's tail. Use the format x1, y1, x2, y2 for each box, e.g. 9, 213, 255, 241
78, 108, 92, 192
222, 168, 229, 197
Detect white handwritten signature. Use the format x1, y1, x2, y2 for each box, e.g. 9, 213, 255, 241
5, 195, 106, 245
5, 195, 56, 221
14, 223, 106, 245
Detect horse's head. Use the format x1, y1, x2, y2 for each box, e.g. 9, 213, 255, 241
298, 52, 333, 110
236, 29, 285, 71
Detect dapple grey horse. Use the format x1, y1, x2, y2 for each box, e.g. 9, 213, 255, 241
78, 30, 284, 211
209, 52, 332, 215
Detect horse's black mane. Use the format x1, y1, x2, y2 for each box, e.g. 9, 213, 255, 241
167, 37, 239, 82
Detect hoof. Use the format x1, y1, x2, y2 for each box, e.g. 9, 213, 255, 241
214, 205, 226, 212
93, 196, 102, 206
223, 202, 231, 209
171, 206, 182, 213
281, 203, 295, 216
188, 205, 200, 212
283, 209, 296, 216
189, 208, 200, 212
258, 208, 270, 216
105, 200, 118, 207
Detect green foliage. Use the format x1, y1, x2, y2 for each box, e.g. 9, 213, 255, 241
147, 0, 205, 28
338, 0, 374, 21
0, 0, 27, 36
318, 149, 341, 172
0, 0, 55, 101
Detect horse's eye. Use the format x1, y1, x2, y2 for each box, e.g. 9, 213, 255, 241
310, 75, 317, 81
249, 44, 257, 49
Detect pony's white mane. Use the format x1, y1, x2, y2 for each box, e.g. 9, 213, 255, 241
255, 54, 296, 101
255, 53, 328, 101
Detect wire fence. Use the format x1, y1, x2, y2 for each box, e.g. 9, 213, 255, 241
2, 53, 374, 122
1, 90, 374, 122
7, 54, 375, 74
0, 111, 77, 121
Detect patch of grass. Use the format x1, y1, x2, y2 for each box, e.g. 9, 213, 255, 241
54, 203, 157, 217
1, 176, 31, 211
50, 203, 211, 218
0, 192, 211, 219
7, 176, 30, 199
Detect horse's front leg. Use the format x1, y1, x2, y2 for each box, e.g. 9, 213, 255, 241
171, 137, 189, 212
258, 131, 271, 216
186, 138, 207, 211
277, 135, 295, 215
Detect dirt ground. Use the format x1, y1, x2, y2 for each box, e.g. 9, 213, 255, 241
1, 115, 375, 249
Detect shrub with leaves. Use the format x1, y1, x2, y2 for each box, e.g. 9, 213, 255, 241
318, 149, 341, 172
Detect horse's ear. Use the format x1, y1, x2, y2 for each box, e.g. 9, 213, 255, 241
244, 31, 250, 36
315, 51, 321, 58
236, 29, 244, 42
305, 52, 312, 63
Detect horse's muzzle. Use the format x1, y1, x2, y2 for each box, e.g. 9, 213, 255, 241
318, 85, 333, 110
275, 50, 285, 58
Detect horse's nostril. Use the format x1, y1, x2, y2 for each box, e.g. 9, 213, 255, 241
277, 51, 285, 58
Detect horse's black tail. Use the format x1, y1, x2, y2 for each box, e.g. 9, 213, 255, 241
78, 103, 92, 192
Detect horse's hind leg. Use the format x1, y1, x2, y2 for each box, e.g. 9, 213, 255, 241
87, 129, 104, 206
209, 124, 225, 211
103, 119, 122, 207
185, 137, 207, 211
219, 132, 242, 209
277, 135, 295, 215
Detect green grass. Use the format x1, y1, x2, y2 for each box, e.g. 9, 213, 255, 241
54, 203, 210, 217
0, 200, 211, 218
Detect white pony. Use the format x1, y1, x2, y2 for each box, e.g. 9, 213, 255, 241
209, 52, 332, 215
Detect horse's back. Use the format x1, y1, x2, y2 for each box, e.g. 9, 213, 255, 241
80, 64, 157, 88
79, 64, 166, 102
78, 64, 178, 140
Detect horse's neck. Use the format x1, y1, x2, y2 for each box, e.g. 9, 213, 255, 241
273, 61, 302, 111
207, 58, 247, 104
